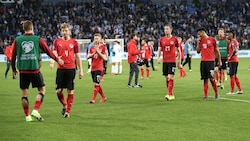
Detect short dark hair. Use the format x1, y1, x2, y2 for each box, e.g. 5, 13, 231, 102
114, 40, 120, 44
129, 33, 136, 39
227, 30, 235, 37
141, 38, 148, 43
164, 23, 173, 29
197, 27, 206, 33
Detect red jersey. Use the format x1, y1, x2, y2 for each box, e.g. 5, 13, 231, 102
228, 39, 239, 62
159, 36, 179, 63
53, 38, 79, 69
140, 45, 152, 60
89, 44, 107, 71
5, 45, 13, 61
180, 42, 185, 59
199, 37, 217, 61
127, 39, 140, 63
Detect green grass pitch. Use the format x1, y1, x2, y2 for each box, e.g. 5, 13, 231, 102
0, 58, 250, 141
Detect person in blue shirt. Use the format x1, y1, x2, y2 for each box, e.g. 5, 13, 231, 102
182, 38, 192, 71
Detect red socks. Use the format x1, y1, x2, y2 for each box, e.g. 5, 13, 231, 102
57, 93, 67, 106
66, 94, 74, 113
34, 101, 42, 111
99, 85, 106, 98
230, 76, 242, 92
22, 97, 29, 116
211, 79, 218, 94
141, 68, 144, 78
91, 84, 106, 101
179, 68, 186, 78
168, 79, 174, 96
235, 77, 242, 91
204, 80, 208, 97
230, 77, 235, 92
146, 68, 150, 78
91, 85, 99, 101
34, 93, 44, 111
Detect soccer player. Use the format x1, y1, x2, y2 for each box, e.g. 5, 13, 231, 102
149, 40, 156, 71
177, 37, 186, 78
157, 24, 182, 100
11, 20, 64, 121
111, 40, 123, 75
88, 33, 108, 103
178, 37, 185, 64
182, 38, 192, 71
4, 41, 15, 79
127, 33, 143, 88
196, 27, 221, 100
226, 30, 243, 95
215, 28, 228, 89
116, 41, 123, 74
139, 38, 152, 79
50, 23, 83, 118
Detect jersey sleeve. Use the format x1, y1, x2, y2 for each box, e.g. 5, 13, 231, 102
175, 37, 179, 48
74, 40, 79, 53
53, 39, 58, 51
213, 38, 218, 50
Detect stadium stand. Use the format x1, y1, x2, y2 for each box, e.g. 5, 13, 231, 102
0, 0, 249, 52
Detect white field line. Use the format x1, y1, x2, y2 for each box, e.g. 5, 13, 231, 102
209, 96, 250, 103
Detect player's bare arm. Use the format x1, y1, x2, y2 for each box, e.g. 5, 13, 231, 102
157, 47, 162, 64
76, 53, 83, 79
215, 47, 222, 67
177, 47, 182, 69
196, 38, 201, 53
50, 50, 58, 69
87, 49, 96, 59
96, 49, 108, 61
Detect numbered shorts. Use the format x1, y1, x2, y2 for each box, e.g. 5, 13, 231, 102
200, 61, 215, 80
228, 62, 238, 76
91, 70, 102, 84
162, 62, 176, 75
20, 72, 45, 89
56, 69, 76, 90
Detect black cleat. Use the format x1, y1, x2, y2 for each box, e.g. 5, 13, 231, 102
61, 107, 66, 115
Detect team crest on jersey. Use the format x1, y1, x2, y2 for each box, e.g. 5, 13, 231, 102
170, 41, 174, 45
69, 44, 74, 48
207, 40, 211, 44
22, 41, 34, 53
202, 44, 207, 49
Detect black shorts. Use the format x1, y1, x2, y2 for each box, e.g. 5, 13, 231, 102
228, 62, 238, 76
162, 62, 176, 75
220, 58, 227, 70
91, 70, 102, 84
20, 72, 45, 89
200, 61, 215, 80
56, 69, 76, 90
138, 59, 150, 68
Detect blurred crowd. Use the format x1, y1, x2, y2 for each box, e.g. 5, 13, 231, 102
0, 0, 249, 53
